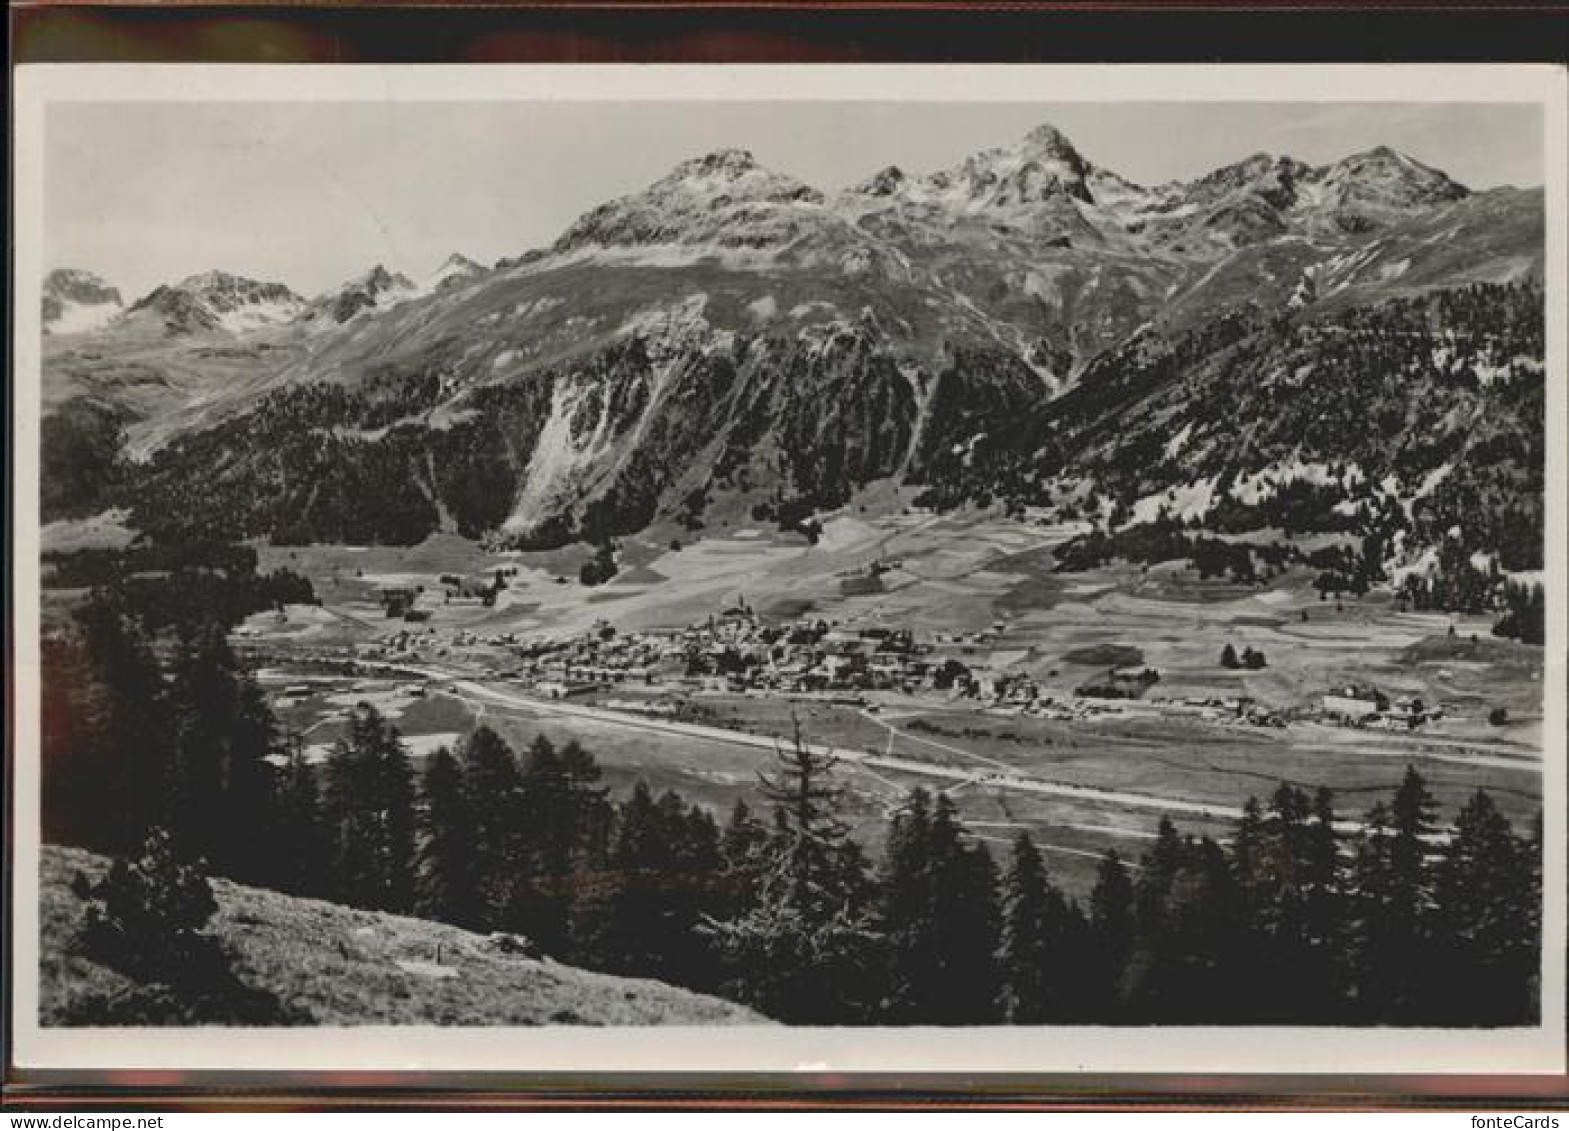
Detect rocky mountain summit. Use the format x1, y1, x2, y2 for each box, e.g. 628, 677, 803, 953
122, 270, 305, 336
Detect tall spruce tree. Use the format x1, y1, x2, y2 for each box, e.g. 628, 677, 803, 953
511, 735, 573, 948
701, 718, 877, 1023
1087, 849, 1136, 1021
461, 726, 523, 929
582, 781, 725, 985
164, 624, 240, 860
272, 740, 328, 899
1235, 784, 1322, 1022
998, 832, 1054, 1023
1433, 791, 1539, 1024
1348, 799, 1398, 1021
718, 799, 772, 917
1385, 765, 1440, 1021
878, 788, 935, 1019
322, 703, 415, 913
1299, 786, 1348, 1020
1128, 828, 1246, 1023
876, 790, 1004, 1024
416, 745, 477, 927
379, 715, 417, 915
223, 673, 282, 886
75, 597, 173, 852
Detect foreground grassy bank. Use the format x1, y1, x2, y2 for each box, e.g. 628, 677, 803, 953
38, 844, 767, 1027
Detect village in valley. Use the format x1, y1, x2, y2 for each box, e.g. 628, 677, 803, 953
336, 580, 1436, 733
220, 505, 1543, 893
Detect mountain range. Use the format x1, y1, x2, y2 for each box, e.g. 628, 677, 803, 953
40, 122, 1545, 572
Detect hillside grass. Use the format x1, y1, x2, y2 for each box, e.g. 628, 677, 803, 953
39, 844, 767, 1028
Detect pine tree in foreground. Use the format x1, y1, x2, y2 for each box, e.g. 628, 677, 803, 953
1087, 848, 1136, 1021
322, 703, 416, 914
460, 725, 523, 929
1433, 790, 1539, 1025
416, 745, 477, 927
273, 740, 329, 900
998, 832, 1054, 1023
701, 717, 878, 1024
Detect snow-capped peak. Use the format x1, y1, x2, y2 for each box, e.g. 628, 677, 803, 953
303, 264, 420, 326
426, 253, 485, 292
847, 166, 908, 198
550, 147, 829, 257
869, 121, 1098, 221
42, 268, 124, 336
1017, 122, 1091, 178
123, 270, 304, 336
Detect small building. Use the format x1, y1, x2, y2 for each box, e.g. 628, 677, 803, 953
1323, 683, 1388, 721
536, 679, 597, 700
1076, 667, 1160, 701
840, 573, 886, 597
379, 586, 419, 618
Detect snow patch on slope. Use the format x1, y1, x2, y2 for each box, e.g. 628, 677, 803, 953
48, 298, 123, 335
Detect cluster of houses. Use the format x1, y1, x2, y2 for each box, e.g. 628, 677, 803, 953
1320, 682, 1436, 729
501, 601, 971, 700
267, 587, 1447, 737
486, 603, 1187, 722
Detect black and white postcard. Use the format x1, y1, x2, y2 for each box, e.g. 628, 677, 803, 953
10, 63, 1566, 1076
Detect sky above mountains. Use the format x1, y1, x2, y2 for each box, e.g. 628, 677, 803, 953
45, 100, 1542, 301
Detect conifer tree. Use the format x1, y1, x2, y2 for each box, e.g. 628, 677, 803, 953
1385, 765, 1439, 1019
1127, 826, 1245, 1023
416, 745, 477, 926
718, 798, 772, 915
1299, 786, 1348, 1017
877, 791, 1001, 1024
58, 598, 171, 853
224, 673, 282, 885
584, 781, 725, 985
701, 719, 877, 1023
272, 740, 328, 899
761, 719, 872, 919
560, 738, 614, 869
511, 735, 573, 946
878, 788, 936, 1020
1433, 791, 1538, 1024
323, 721, 381, 909
322, 703, 416, 913
998, 832, 1054, 1023
1087, 849, 1136, 1019
580, 781, 670, 975
1231, 797, 1267, 909
164, 624, 240, 859
378, 717, 417, 915
942, 833, 1003, 1023
461, 725, 523, 928
1348, 799, 1401, 1021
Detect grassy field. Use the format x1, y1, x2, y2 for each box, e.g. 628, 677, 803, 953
39, 844, 766, 1027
